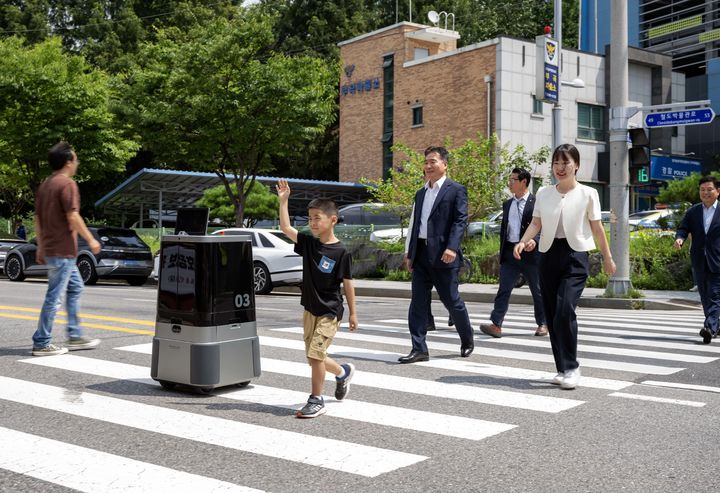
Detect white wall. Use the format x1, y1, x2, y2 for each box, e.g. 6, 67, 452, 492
495, 38, 607, 184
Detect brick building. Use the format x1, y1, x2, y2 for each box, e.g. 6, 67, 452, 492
338, 21, 680, 210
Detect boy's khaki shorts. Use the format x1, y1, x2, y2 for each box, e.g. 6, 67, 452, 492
303, 310, 339, 361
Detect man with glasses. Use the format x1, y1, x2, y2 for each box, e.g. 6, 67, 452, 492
675, 175, 720, 344
480, 168, 547, 338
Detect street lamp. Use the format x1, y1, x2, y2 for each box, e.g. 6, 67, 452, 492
552, 78, 585, 155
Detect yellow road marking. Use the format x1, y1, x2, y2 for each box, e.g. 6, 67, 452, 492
0, 305, 154, 327
0, 313, 154, 336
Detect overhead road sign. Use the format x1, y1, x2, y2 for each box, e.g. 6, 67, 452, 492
644, 108, 715, 128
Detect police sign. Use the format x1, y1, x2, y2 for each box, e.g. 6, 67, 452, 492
535, 35, 559, 104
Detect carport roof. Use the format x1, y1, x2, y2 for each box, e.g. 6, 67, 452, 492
95, 168, 370, 218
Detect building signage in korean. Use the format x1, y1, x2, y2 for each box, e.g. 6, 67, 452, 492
535, 35, 559, 104
340, 63, 380, 97
650, 155, 702, 181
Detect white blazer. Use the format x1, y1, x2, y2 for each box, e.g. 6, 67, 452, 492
533, 183, 601, 253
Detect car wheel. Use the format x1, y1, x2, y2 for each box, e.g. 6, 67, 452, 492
253, 261, 272, 295
125, 276, 148, 286
77, 256, 98, 285
5, 255, 25, 281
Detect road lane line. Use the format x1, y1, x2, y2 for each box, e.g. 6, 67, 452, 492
0, 426, 263, 492
0, 313, 154, 335
641, 380, 720, 394
21, 354, 517, 441
270, 327, 685, 375
608, 392, 705, 407
117, 343, 584, 413
0, 305, 154, 326
0, 376, 425, 477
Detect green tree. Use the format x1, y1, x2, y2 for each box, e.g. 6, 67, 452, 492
197, 182, 278, 226
121, 12, 336, 226
0, 36, 139, 204
656, 172, 720, 205
366, 134, 550, 226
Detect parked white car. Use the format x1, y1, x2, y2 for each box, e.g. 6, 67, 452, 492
211, 228, 303, 294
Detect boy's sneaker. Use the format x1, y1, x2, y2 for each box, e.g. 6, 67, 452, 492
296, 395, 326, 418
67, 336, 100, 351
334, 363, 356, 401
32, 344, 68, 357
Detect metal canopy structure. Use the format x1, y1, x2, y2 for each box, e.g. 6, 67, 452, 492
94, 168, 371, 226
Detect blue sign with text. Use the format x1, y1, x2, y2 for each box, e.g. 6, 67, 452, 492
650, 155, 702, 181
645, 108, 715, 128
543, 63, 558, 103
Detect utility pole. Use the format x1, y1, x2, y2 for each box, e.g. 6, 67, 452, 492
606, 0, 632, 296
552, 0, 563, 151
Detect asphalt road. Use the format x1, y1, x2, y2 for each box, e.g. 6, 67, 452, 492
0, 278, 718, 492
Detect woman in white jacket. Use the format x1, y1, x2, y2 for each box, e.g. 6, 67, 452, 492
513, 144, 616, 390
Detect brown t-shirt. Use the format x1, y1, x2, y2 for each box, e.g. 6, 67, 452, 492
35, 173, 80, 258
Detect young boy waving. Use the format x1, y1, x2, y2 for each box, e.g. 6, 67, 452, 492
276, 179, 359, 418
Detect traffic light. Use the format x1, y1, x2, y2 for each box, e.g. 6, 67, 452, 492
628, 128, 650, 184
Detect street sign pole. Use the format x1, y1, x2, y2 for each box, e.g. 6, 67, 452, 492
607, 0, 632, 297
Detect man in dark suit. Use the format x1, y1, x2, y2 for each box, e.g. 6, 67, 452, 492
675, 175, 720, 344
400, 146, 475, 363
480, 168, 546, 338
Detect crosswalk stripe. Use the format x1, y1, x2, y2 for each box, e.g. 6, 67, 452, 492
608, 393, 705, 407
0, 376, 426, 477
0, 426, 263, 492
641, 380, 720, 394
20, 355, 517, 441
270, 328, 684, 375
472, 314, 701, 334
377, 318, 720, 354
117, 343, 584, 413
264, 330, 632, 391
428, 324, 720, 355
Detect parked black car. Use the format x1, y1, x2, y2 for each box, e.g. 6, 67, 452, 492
3, 227, 153, 286
0, 238, 27, 273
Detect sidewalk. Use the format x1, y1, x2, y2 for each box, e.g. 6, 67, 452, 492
279, 280, 702, 310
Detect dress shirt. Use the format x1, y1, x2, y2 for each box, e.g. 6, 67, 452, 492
703, 200, 717, 234
507, 192, 529, 242
419, 175, 446, 239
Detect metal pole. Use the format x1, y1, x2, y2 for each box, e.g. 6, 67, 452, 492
606, 0, 632, 296
552, 0, 563, 151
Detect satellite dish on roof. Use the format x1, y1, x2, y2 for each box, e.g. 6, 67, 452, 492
428, 10, 440, 25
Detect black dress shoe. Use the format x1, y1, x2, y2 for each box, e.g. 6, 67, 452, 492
398, 351, 430, 364
426, 325, 437, 331
700, 327, 713, 344
460, 344, 474, 357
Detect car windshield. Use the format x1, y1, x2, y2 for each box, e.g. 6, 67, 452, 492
267, 231, 294, 244
96, 228, 147, 248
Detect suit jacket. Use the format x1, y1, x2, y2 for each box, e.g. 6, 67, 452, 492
407, 178, 468, 269
499, 193, 539, 264
676, 202, 720, 274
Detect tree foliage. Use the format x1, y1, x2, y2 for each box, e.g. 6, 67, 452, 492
0, 36, 138, 204
365, 133, 550, 225
196, 182, 278, 227
657, 172, 720, 205
120, 11, 336, 226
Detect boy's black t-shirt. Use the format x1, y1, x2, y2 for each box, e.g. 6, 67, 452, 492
294, 232, 353, 320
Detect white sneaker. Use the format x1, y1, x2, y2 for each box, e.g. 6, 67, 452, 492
550, 372, 564, 385
561, 368, 581, 389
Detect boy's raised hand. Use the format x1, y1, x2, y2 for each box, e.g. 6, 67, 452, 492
276, 179, 291, 201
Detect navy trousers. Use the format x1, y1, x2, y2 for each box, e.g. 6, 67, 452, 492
695, 262, 720, 335
539, 239, 588, 373
490, 243, 545, 328
408, 243, 474, 353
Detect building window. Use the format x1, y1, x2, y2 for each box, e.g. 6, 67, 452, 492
382, 54, 394, 179
577, 103, 605, 141
532, 95, 543, 115
414, 47, 429, 60
412, 106, 423, 127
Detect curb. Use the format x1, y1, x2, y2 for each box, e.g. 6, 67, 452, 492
274, 285, 700, 311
